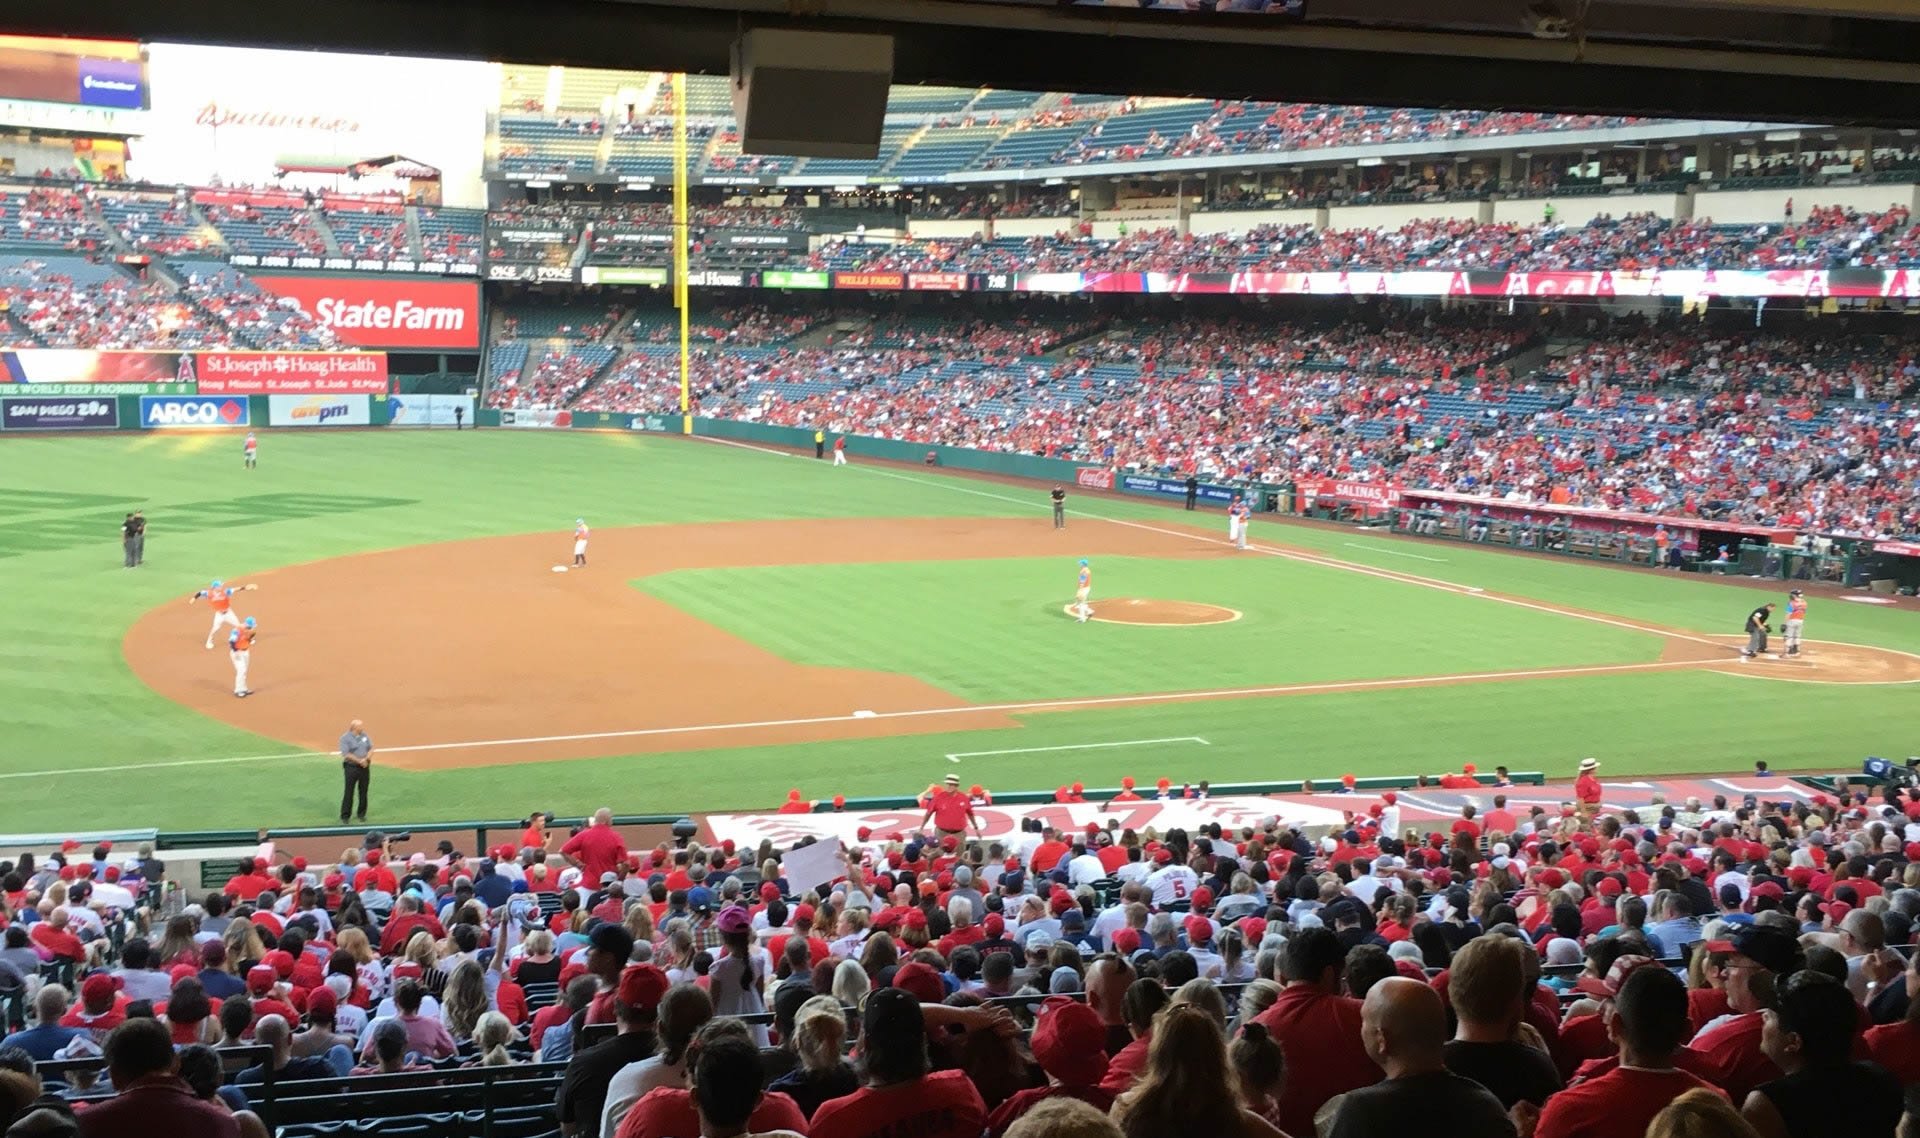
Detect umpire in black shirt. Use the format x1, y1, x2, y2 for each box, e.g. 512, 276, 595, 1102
1185, 475, 1200, 510
1050, 485, 1067, 529
1742, 602, 1775, 659
120, 511, 146, 567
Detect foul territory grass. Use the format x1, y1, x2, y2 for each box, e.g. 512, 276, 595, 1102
0, 429, 1916, 831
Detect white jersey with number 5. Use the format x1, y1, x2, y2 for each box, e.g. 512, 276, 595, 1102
1146, 864, 1199, 908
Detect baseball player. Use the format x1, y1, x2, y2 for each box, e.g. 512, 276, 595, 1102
572, 519, 589, 567
228, 617, 257, 697
1740, 601, 1775, 660
1783, 589, 1807, 656
1073, 559, 1093, 623
1229, 495, 1251, 550
243, 431, 257, 470
190, 579, 258, 649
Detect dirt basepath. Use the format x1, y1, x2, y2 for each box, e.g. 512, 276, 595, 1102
122, 514, 1920, 773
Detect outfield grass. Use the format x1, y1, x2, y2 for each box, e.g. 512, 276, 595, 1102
3, 429, 1917, 831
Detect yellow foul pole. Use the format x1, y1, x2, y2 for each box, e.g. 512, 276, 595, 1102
673, 73, 691, 435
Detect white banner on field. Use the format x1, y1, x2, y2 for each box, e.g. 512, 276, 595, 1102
266, 394, 371, 427
708, 795, 1352, 850
388, 393, 474, 427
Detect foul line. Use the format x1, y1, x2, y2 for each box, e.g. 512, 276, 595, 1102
945, 736, 1209, 761
10, 654, 1737, 781
1343, 542, 1448, 563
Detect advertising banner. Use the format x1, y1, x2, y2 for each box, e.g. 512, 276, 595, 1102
194, 351, 389, 395
1075, 467, 1115, 491
1120, 473, 1239, 505
139, 395, 250, 429
1298, 478, 1403, 508
581, 266, 669, 287
0, 396, 119, 431
1875, 541, 1920, 558
245, 276, 481, 350
628, 413, 675, 432
267, 394, 371, 426
6, 382, 189, 396
682, 269, 755, 288
907, 272, 970, 291
487, 263, 578, 284
387, 393, 474, 427
229, 252, 476, 277
762, 269, 830, 290
832, 271, 905, 290
500, 408, 571, 429
961, 267, 1920, 300
1, 349, 195, 386
713, 230, 808, 251
597, 228, 673, 248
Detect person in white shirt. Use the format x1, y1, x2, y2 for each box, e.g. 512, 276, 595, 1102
1184, 916, 1225, 979
1145, 854, 1199, 907
1090, 883, 1147, 942
601, 984, 713, 1137
1065, 843, 1106, 888
1347, 859, 1401, 907
325, 975, 369, 1040
1114, 847, 1152, 886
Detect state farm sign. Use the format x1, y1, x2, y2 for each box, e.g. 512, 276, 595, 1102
247, 276, 481, 350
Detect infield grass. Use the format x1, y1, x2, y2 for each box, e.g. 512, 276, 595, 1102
2, 428, 1917, 831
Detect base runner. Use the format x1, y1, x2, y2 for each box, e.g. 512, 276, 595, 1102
1073, 558, 1093, 623
1783, 588, 1807, 656
191, 580, 258, 649
229, 617, 258, 697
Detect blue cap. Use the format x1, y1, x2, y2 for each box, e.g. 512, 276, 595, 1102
576, 518, 585, 526
211, 579, 223, 588
244, 617, 256, 628
688, 886, 715, 912
1078, 559, 1088, 567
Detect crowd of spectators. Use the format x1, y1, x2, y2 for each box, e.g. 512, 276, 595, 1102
3, 769, 1918, 1138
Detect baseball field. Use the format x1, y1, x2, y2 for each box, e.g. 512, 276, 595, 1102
6, 428, 1919, 832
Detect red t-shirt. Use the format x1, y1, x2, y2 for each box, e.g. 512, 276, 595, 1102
1691, 1011, 1781, 1102
353, 864, 398, 894
1687, 988, 1732, 1034
1030, 841, 1069, 874
1097, 846, 1129, 874
561, 826, 629, 885
937, 925, 985, 959
926, 790, 975, 832
528, 1002, 571, 1048
1864, 1021, 1920, 1084
1554, 1012, 1614, 1080
1574, 773, 1602, 805
987, 1084, 1114, 1138
1451, 819, 1483, 841
1484, 809, 1518, 833
1534, 1065, 1724, 1138
616, 1086, 807, 1138
1099, 1034, 1150, 1095
1249, 986, 1379, 1137
29, 923, 84, 961
223, 873, 276, 900
520, 826, 545, 849
810, 1070, 987, 1138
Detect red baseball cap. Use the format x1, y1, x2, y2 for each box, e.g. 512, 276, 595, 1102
618, 964, 670, 1013
1110, 928, 1142, 955
246, 966, 277, 995
983, 913, 1005, 938
1184, 915, 1212, 943
1031, 997, 1110, 1086
893, 961, 945, 1004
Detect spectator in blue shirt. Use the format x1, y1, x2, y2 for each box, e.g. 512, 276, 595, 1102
0, 987, 84, 1061
473, 859, 514, 910
1645, 893, 1702, 958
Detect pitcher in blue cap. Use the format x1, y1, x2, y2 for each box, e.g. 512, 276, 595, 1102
1073, 559, 1093, 623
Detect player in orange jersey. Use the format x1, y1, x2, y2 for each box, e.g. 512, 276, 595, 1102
228, 617, 258, 697
190, 579, 258, 649
1072, 559, 1093, 623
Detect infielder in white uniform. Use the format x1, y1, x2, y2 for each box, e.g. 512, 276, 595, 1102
572, 519, 589, 567
229, 616, 257, 697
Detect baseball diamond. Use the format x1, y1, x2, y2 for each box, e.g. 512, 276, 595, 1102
2, 430, 1917, 832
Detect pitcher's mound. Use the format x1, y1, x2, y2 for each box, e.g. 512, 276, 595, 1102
1062, 597, 1242, 626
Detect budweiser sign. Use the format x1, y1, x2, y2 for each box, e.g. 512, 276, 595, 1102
194, 102, 362, 133
194, 352, 390, 395
247, 276, 481, 350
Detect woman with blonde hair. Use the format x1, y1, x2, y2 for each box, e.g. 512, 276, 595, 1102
1169, 979, 1228, 1031
514, 928, 563, 989
1234, 979, 1283, 1028
336, 926, 386, 999
404, 930, 445, 996
222, 919, 265, 975
442, 958, 491, 1044
766, 994, 859, 1117
1110, 1003, 1287, 1138
624, 902, 654, 947
1646, 1088, 1761, 1138
468, 1011, 517, 1067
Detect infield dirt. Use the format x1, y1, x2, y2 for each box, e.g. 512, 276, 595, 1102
121, 516, 1920, 771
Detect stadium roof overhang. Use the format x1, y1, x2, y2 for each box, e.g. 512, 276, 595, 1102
28, 0, 1920, 127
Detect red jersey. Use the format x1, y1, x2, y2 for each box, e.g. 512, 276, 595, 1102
1864, 1021, 1920, 1084
1101, 1034, 1150, 1095
1249, 987, 1378, 1137
1574, 772, 1603, 805
926, 789, 976, 832
1030, 840, 1069, 873
809, 1070, 987, 1138
560, 825, 628, 885
618, 1087, 806, 1138
1483, 808, 1518, 833
1691, 1011, 1781, 1101
1534, 1065, 1723, 1138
